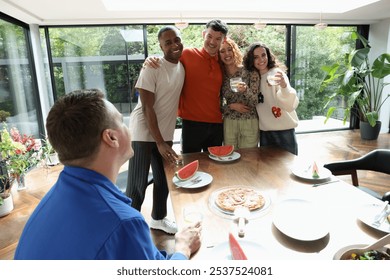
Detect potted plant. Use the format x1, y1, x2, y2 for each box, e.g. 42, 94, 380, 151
0, 161, 14, 217
0, 123, 43, 206
320, 31, 390, 140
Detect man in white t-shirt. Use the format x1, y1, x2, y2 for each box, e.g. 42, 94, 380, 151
126, 26, 185, 234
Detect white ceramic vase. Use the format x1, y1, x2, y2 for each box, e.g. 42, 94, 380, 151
0, 194, 14, 217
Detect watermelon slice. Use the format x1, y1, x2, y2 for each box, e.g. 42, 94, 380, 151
208, 145, 234, 157
175, 160, 199, 181
312, 161, 320, 178
228, 233, 248, 260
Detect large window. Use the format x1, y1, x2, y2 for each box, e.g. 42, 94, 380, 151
0, 18, 42, 137
44, 25, 144, 118
291, 25, 357, 132
39, 23, 362, 133
225, 24, 355, 132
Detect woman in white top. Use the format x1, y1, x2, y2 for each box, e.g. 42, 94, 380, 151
243, 42, 299, 155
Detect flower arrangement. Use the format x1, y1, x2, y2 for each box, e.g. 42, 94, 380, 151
0, 123, 43, 201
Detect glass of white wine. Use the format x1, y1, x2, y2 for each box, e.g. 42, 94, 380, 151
266, 68, 281, 86
230, 77, 242, 92
183, 205, 203, 225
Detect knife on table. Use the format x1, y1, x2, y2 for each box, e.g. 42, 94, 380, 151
228, 233, 248, 260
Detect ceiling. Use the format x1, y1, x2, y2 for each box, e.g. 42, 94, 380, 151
1, 0, 390, 26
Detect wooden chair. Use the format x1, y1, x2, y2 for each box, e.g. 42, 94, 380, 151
324, 149, 390, 202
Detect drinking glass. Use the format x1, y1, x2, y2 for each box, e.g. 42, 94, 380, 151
266, 68, 281, 86
183, 205, 203, 225
230, 77, 242, 92
175, 155, 183, 166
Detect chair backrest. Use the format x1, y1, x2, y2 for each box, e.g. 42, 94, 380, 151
324, 149, 390, 175
363, 149, 390, 174
324, 149, 390, 201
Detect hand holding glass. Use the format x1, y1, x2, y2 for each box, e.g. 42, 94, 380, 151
230, 77, 242, 92
174, 154, 183, 166
267, 69, 282, 86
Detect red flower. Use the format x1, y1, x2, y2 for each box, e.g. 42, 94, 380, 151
8, 128, 40, 154
10, 127, 22, 142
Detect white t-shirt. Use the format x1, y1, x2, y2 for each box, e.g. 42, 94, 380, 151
129, 57, 185, 142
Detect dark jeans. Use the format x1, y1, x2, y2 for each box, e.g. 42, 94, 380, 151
181, 119, 223, 153
260, 129, 298, 155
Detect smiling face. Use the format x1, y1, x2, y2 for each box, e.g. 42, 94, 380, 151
219, 41, 234, 66
219, 38, 243, 69
159, 28, 183, 64
203, 28, 225, 57
253, 47, 269, 74
219, 41, 235, 65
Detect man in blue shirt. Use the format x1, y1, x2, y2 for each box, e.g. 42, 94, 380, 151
14, 89, 201, 260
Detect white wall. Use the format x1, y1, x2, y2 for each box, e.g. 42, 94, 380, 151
369, 19, 390, 133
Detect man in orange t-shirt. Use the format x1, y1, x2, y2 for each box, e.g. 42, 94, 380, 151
178, 19, 228, 153
146, 20, 228, 153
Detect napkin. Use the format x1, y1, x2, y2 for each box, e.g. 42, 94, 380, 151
228, 233, 248, 260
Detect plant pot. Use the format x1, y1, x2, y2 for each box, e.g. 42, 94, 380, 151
0, 194, 14, 217
360, 121, 381, 140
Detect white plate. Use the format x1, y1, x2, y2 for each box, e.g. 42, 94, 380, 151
208, 186, 271, 219
207, 240, 267, 260
291, 164, 332, 181
209, 152, 241, 162
357, 203, 390, 233
172, 171, 213, 189
273, 199, 329, 241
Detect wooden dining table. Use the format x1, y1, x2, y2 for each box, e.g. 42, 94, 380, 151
163, 147, 388, 260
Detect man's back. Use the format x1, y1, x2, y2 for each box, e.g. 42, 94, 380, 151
14, 166, 169, 260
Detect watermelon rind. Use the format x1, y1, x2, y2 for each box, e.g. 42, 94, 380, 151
208, 145, 234, 157
175, 160, 199, 181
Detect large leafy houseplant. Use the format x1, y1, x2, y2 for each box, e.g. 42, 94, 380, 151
320, 31, 390, 127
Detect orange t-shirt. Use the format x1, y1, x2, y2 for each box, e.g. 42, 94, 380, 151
178, 48, 223, 123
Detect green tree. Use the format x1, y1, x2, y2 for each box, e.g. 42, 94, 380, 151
292, 26, 355, 120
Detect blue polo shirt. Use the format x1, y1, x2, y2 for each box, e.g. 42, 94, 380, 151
14, 166, 186, 260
